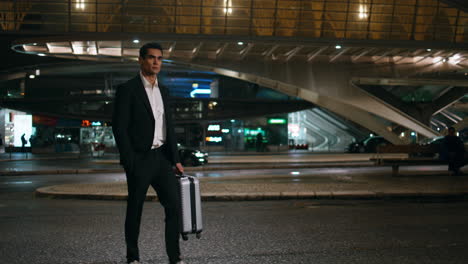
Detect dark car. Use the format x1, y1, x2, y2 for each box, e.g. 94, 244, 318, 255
422, 136, 445, 148
416, 136, 445, 157
347, 140, 363, 153
177, 144, 208, 166
347, 136, 391, 153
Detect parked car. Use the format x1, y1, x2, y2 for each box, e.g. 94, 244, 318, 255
416, 136, 444, 157
347, 136, 391, 153
177, 144, 208, 166
421, 136, 444, 148
347, 141, 362, 153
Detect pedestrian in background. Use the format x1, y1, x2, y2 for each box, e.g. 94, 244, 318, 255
441, 127, 466, 175
256, 132, 263, 152
21, 133, 27, 152
112, 43, 186, 264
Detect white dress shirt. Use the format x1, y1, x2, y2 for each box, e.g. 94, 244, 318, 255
140, 71, 166, 148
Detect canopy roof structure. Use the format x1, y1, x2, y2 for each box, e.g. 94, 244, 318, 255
1, 0, 467, 144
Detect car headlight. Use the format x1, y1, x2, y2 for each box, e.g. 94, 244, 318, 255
195, 152, 205, 158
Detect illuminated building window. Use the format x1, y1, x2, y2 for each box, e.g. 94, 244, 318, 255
358, 5, 368, 19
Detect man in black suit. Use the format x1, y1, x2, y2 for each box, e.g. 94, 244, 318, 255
442, 127, 466, 175
112, 43, 186, 264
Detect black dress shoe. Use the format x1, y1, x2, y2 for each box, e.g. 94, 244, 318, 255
170, 260, 186, 264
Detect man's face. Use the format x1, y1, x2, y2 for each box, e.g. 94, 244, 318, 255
139, 48, 163, 75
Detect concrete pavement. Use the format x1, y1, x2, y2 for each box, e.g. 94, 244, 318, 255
36, 170, 468, 201
2, 151, 468, 201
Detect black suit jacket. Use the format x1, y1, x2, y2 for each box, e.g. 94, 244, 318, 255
112, 75, 180, 172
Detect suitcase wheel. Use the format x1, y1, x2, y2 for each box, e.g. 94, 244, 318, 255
182, 234, 188, 241
196, 233, 201, 239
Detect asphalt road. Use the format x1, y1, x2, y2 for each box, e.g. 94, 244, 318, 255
1, 174, 468, 263
0, 152, 403, 174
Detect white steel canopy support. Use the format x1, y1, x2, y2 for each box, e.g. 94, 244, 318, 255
179, 57, 440, 142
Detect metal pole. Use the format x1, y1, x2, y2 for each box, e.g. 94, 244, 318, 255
96, 0, 98, 32
174, 0, 177, 33
410, 0, 419, 40
273, 0, 278, 36
68, 0, 71, 32
366, 0, 374, 40
199, 0, 203, 34
249, 0, 254, 36
453, 9, 460, 43
343, 0, 350, 38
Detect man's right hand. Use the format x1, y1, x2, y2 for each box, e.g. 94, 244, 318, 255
174, 162, 184, 175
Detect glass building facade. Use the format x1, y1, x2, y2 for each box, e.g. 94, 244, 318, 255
0, 0, 466, 43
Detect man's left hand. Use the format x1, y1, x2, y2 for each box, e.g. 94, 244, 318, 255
175, 162, 184, 175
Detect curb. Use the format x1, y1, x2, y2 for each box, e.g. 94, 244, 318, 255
0, 156, 81, 162
0, 168, 124, 176
188, 162, 375, 171
0, 162, 375, 176
35, 188, 468, 201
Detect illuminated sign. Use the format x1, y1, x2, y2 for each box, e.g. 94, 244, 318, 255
207, 124, 220, 131
13, 114, 32, 147
206, 136, 222, 143
190, 89, 211, 98
288, 124, 300, 137
268, 118, 286, 124
81, 120, 91, 127
91, 121, 102, 126
221, 129, 230, 133
33, 115, 58, 126
244, 128, 265, 136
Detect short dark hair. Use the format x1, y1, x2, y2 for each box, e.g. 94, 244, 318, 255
139, 42, 163, 58
448, 127, 456, 132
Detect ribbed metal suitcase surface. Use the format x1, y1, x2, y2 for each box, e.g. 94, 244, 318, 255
178, 175, 203, 240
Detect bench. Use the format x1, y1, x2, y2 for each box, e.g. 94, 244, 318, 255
371, 144, 445, 176
377, 144, 438, 157
371, 157, 447, 176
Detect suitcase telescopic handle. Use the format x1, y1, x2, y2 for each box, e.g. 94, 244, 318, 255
176, 174, 196, 179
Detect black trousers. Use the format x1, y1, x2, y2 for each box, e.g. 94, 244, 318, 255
448, 152, 466, 173
125, 146, 181, 263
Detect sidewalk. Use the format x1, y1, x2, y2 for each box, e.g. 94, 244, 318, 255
0, 152, 82, 162
35, 164, 468, 201
36, 171, 468, 201
3, 152, 468, 201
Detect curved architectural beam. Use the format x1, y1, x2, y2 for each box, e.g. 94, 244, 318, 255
432, 87, 468, 115
305, 109, 359, 151
173, 58, 439, 143
300, 92, 405, 145
1, 46, 446, 143
169, 63, 403, 144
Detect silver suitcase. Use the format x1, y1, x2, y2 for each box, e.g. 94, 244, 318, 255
177, 174, 203, 240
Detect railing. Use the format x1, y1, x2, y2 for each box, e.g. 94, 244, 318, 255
0, 0, 466, 43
